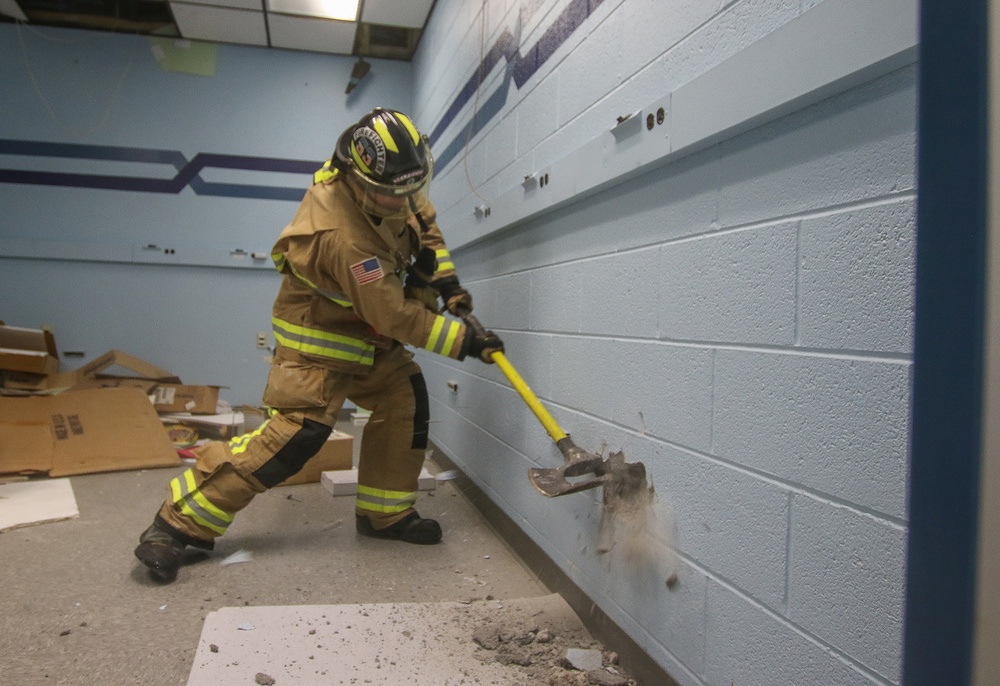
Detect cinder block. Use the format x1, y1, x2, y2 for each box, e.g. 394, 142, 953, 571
516, 75, 559, 158
488, 272, 532, 331
529, 263, 582, 333
799, 200, 915, 353
577, 247, 660, 339
555, 7, 625, 127
321, 468, 436, 497
788, 494, 905, 681
714, 349, 910, 518
657, 222, 797, 344
706, 580, 880, 686
717, 66, 916, 229
615, 0, 719, 81
550, 336, 713, 451
647, 443, 789, 608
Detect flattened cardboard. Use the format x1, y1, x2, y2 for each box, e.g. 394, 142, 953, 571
0, 387, 179, 477
47, 349, 179, 391
278, 430, 352, 486
0, 325, 59, 376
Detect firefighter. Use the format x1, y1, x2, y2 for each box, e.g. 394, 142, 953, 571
134, 108, 504, 583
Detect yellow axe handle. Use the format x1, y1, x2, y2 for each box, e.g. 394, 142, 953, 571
490, 350, 568, 444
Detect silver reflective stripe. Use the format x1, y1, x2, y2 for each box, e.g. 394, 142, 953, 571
272, 317, 375, 365
274, 253, 353, 307
424, 316, 461, 357
169, 470, 232, 534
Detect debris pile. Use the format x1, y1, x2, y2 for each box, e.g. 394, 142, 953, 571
471, 622, 635, 686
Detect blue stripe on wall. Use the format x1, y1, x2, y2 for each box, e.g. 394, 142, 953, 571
0, 0, 603, 195
429, 0, 604, 171
0, 139, 316, 200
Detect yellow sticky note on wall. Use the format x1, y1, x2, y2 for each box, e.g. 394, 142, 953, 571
149, 38, 217, 77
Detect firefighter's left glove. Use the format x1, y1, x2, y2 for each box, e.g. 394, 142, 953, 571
406, 247, 437, 289
462, 326, 504, 364
436, 275, 473, 316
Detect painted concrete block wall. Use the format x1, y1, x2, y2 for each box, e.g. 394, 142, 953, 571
0, 24, 413, 403
412, 1, 912, 685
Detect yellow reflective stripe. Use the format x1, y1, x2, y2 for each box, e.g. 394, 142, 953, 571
441, 321, 461, 356
184, 471, 234, 524
180, 504, 227, 535
272, 252, 286, 271
395, 112, 421, 145
357, 484, 414, 501
425, 316, 444, 351
313, 160, 338, 184
279, 259, 353, 307
272, 316, 375, 365
351, 141, 372, 174
434, 249, 455, 273
229, 419, 269, 456
373, 118, 399, 152
424, 316, 462, 357
356, 484, 417, 514
168, 470, 233, 535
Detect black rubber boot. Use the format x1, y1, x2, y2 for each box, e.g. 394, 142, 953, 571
356, 512, 442, 544
134, 524, 186, 583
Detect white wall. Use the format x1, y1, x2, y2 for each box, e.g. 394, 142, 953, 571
413, 1, 916, 684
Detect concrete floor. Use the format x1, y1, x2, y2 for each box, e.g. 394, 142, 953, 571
0, 417, 557, 685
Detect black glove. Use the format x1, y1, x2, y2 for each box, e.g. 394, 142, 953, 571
463, 326, 504, 363
406, 247, 438, 288
436, 275, 473, 316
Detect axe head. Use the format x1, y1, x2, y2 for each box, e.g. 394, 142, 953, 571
528, 438, 608, 497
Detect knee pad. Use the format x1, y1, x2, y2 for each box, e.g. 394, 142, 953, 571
252, 418, 333, 487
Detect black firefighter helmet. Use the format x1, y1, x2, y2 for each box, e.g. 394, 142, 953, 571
334, 108, 433, 217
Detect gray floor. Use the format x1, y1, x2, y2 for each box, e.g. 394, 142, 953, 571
0, 417, 554, 685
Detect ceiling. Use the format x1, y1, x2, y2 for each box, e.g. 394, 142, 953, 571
0, 0, 436, 60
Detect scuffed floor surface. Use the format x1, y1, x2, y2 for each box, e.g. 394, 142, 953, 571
0, 432, 567, 685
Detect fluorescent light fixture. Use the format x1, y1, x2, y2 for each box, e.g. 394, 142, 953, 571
267, 0, 358, 21
0, 0, 27, 21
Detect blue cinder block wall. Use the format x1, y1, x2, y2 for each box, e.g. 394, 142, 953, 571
413, 1, 916, 685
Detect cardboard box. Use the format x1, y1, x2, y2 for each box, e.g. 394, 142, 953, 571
160, 412, 245, 440
0, 325, 59, 377
0, 387, 180, 477
74, 377, 221, 413
278, 430, 353, 486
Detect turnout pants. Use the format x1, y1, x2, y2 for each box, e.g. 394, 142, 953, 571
156, 343, 430, 546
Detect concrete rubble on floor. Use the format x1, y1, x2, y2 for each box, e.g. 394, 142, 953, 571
186, 594, 630, 686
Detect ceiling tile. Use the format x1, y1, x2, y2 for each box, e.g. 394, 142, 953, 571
185, 0, 262, 10
361, 0, 433, 29
267, 0, 358, 21
170, 3, 269, 46
267, 14, 356, 54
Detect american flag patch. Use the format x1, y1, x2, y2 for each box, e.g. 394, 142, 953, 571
350, 257, 384, 285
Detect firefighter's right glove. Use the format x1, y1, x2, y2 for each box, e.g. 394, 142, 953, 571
463, 326, 504, 363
